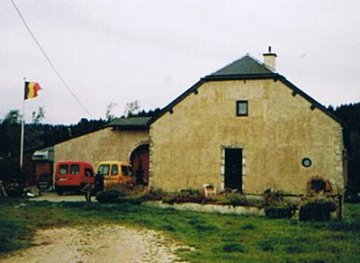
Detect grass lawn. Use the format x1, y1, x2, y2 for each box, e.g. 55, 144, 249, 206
1, 199, 360, 263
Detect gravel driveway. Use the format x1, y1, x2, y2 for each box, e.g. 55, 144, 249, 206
0, 225, 190, 263
3, 193, 193, 262
30, 192, 94, 202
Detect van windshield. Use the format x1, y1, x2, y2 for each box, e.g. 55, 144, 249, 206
98, 164, 110, 176
59, 165, 68, 175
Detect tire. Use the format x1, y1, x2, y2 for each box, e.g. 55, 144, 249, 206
55, 186, 63, 195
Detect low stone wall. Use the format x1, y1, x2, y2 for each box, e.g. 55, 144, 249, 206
145, 201, 265, 216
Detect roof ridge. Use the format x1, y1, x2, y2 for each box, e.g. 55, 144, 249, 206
210, 54, 273, 76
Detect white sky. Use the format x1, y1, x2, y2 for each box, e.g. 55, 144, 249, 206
1, 0, 360, 124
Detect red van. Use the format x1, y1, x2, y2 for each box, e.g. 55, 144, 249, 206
55, 161, 94, 195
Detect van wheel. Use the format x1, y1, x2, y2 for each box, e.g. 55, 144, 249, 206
56, 188, 63, 195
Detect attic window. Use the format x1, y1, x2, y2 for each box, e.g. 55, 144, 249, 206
236, 101, 248, 116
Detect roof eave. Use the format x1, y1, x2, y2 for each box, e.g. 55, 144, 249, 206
204, 73, 279, 81
111, 125, 149, 131
149, 73, 343, 127
277, 76, 343, 126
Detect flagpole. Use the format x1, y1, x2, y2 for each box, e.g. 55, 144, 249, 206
20, 78, 26, 170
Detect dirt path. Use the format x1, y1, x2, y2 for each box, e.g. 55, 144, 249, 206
0, 225, 191, 263
30, 192, 91, 202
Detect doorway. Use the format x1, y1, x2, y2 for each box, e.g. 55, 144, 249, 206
130, 144, 149, 185
224, 148, 243, 191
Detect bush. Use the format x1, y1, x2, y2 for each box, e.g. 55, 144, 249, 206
116, 196, 142, 205
299, 198, 337, 221
219, 193, 249, 206
96, 190, 122, 203
263, 189, 297, 219
95, 189, 143, 205
162, 189, 206, 204
264, 204, 296, 219
140, 188, 166, 201
105, 185, 131, 196
263, 189, 284, 206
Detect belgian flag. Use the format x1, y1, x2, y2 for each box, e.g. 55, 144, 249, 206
24, 81, 41, 100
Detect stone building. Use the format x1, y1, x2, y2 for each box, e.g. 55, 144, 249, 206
148, 51, 345, 195
52, 51, 345, 197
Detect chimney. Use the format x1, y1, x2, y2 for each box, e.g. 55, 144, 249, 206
263, 46, 277, 71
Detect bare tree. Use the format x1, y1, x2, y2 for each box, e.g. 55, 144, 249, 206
32, 106, 45, 124
124, 100, 140, 117
105, 102, 118, 121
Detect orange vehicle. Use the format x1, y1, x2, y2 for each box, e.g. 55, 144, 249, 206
96, 161, 135, 188
55, 161, 95, 195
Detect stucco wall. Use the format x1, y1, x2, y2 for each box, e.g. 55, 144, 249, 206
150, 79, 344, 194
54, 127, 149, 169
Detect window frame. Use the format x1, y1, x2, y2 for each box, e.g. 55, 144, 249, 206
236, 100, 248, 117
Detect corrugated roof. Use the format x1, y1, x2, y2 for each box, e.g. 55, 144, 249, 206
108, 117, 151, 129
211, 55, 274, 76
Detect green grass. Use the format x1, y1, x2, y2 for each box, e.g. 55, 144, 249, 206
1, 199, 360, 262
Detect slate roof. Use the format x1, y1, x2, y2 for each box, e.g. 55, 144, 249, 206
148, 54, 341, 125
211, 55, 274, 76
108, 117, 151, 130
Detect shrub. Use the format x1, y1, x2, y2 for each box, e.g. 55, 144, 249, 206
140, 188, 167, 201
218, 193, 248, 206
299, 197, 337, 221
162, 189, 206, 204
264, 204, 296, 219
262, 189, 297, 219
105, 185, 130, 196
96, 190, 122, 203
162, 194, 177, 205
263, 189, 284, 206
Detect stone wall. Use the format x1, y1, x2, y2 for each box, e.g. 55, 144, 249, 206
149, 79, 344, 195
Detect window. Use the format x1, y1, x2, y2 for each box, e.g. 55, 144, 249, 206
59, 165, 68, 175
236, 101, 248, 116
121, 165, 129, 176
70, 164, 80, 174
111, 165, 118, 175
98, 164, 110, 176
302, 158, 312, 168
85, 168, 94, 177
121, 165, 133, 176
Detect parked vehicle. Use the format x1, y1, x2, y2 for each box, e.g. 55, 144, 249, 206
55, 161, 94, 195
95, 161, 135, 188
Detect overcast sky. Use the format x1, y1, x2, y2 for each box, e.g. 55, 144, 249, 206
1, 0, 360, 124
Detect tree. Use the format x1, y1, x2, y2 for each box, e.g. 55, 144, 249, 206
2, 110, 20, 124
105, 103, 117, 122
124, 100, 140, 117
32, 106, 45, 124
330, 102, 360, 192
